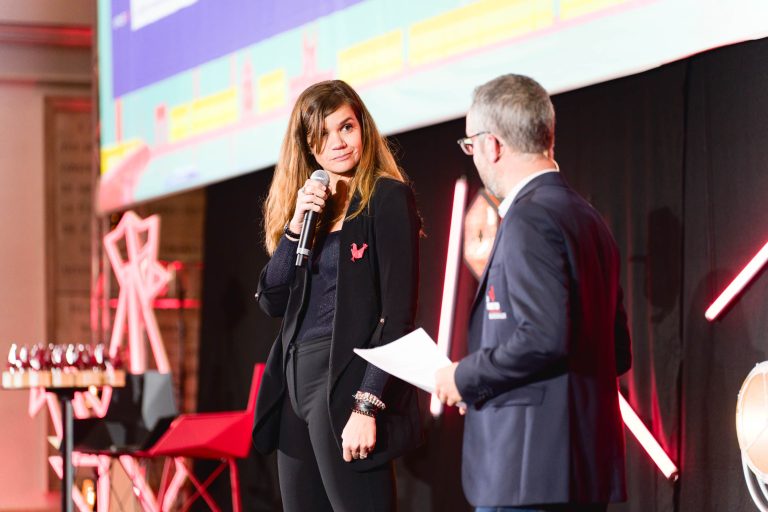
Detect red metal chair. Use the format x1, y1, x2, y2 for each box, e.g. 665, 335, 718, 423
127, 363, 265, 512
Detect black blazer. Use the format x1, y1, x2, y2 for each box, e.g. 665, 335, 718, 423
455, 172, 631, 506
252, 177, 422, 471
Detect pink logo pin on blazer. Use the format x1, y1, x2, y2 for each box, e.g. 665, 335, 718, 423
350, 242, 368, 262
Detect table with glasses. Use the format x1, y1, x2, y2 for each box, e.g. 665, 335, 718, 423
2, 343, 125, 512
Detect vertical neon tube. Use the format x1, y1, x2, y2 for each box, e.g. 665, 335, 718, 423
431, 177, 468, 417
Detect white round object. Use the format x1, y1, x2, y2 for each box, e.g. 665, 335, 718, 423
736, 361, 768, 482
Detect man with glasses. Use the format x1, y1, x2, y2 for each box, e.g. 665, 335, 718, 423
435, 74, 632, 512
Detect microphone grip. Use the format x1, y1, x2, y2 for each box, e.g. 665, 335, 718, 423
295, 209, 318, 267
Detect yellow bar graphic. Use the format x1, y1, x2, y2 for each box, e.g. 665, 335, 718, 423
169, 87, 238, 142
559, 0, 630, 21
100, 139, 143, 175
409, 0, 553, 67
338, 30, 404, 86
258, 68, 288, 113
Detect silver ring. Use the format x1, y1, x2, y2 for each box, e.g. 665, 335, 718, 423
359, 453, 368, 459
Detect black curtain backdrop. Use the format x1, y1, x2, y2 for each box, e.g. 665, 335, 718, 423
679, 39, 768, 511
196, 37, 768, 511
554, 60, 687, 512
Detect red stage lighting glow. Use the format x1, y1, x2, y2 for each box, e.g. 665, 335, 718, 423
705, 241, 768, 321
431, 177, 468, 417
618, 392, 678, 481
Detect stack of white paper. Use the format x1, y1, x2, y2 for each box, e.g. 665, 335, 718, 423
353, 328, 450, 393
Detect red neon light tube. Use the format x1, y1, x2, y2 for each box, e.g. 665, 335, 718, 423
618, 392, 678, 480
108, 298, 200, 309
431, 177, 468, 417
705, 241, 768, 321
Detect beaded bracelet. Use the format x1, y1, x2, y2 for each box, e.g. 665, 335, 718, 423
354, 391, 386, 411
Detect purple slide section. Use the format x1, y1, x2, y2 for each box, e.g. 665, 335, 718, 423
111, 0, 362, 97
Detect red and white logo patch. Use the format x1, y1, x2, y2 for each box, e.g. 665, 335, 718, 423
485, 285, 507, 319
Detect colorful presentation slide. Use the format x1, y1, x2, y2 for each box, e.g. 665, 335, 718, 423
97, 0, 768, 212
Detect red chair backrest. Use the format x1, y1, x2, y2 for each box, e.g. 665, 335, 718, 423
141, 363, 266, 459
246, 363, 265, 415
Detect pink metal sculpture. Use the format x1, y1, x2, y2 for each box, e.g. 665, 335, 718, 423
103, 211, 171, 373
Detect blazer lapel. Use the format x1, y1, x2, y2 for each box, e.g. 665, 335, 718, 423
469, 173, 564, 311
329, 191, 363, 387
281, 265, 310, 362
470, 219, 505, 312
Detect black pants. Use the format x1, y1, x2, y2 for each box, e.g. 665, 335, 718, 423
278, 337, 396, 512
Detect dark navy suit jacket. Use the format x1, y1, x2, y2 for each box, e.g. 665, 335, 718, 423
455, 172, 632, 507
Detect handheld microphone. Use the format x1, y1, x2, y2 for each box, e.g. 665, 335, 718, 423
296, 169, 330, 267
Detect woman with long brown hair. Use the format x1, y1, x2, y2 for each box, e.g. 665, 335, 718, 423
252, 80, 422, 511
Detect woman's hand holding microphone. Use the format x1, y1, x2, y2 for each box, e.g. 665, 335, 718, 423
289, 178, 330, 236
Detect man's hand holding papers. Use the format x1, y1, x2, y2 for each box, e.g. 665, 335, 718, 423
434, 362, 465, 413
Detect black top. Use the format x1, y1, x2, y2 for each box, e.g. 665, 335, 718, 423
263, 231, 388, 397
295, 231, 340, 344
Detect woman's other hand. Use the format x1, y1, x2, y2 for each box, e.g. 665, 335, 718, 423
289, 179, 329, 234
341, 412, 376, 462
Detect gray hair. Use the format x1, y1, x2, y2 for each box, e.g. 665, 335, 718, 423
470, 74, 555, 154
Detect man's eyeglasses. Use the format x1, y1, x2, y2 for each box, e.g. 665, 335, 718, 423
457, 131, 489, 155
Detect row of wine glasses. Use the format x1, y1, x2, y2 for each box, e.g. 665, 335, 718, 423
6, 343, 124, 372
